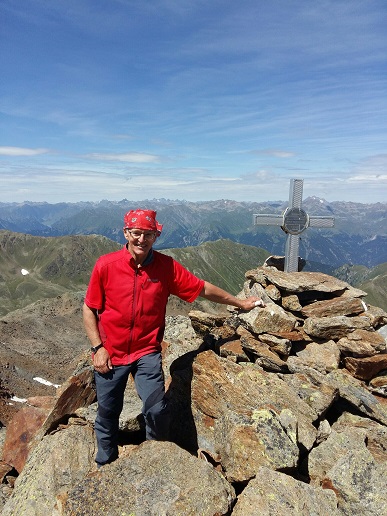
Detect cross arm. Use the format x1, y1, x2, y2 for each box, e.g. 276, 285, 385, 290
253, 214, 283, 226
308, 216, 335, 228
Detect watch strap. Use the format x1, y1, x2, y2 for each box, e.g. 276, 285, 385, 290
91, 343, 103, 354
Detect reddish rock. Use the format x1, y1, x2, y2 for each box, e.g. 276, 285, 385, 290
27, 396, 56, 409
2, 405, 50, 473
38, 369, 96, 437
344, 354, 387, 381
219, 340, 249, 362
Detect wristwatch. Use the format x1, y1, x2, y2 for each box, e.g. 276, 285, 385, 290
91, 343, 104, 354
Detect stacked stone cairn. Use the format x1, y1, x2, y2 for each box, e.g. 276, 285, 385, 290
1, 264, 387, 515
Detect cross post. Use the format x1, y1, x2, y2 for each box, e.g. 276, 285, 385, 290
253, 179, 335, 272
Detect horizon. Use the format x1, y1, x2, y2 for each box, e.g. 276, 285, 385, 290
1, 195, 386, 208
1, 1, 387, 204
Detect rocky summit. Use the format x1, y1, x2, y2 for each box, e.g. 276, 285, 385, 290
1, 265, 387, 515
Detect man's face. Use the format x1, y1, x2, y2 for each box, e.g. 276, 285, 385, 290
123, 228, 157, 262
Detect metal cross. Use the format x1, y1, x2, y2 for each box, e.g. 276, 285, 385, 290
253, 179, 335, 272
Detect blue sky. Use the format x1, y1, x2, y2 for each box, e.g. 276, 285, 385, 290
1, 0, 386, 204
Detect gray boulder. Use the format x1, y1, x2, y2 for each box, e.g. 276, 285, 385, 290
233, 466, 339, 515
60, 440, 235, 516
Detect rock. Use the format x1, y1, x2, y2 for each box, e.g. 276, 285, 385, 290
163, 315, 203, 371
316, 419, 332, 444
264, 283, 282, 301
219, 340, 250, 362
0, 427, 5, 457
307, 427, 368, 485
2, 369, 96, 476
337, 329, 386, 357
327, 369, 387, 426
257, 333, 292, 357
215, 409, 299, 482
243, 279, 273, 305
169, 350, 318, 478
238, 326, 289, 372
2, 405, 50, 473
287, 340, 341, 374
26, 396, 56, 409
117, 377, 145, 433
332, 411, 387, 464
369, 371, 387, 390
238, 303, 297, 335
60, 440, 235, 516
303, 315, 372, 340
367, 305, 387, 328
271, 328, 313, 343
301, 296, 365, 318
307, 427, 387, 514
250, 269, 364, 296
282, 294, 303, 311
279, 369, 339, 419
188, 310, 226, 337
344, 353, 387, 380
2, 267, 387, 515
0, 461, 13, 483
232, 466, 339, 515
322, 447, 387, 515
377, 322, 387, 339
0, 485, 13, 512
38, 368, 96, 438
2, 423, 96, 516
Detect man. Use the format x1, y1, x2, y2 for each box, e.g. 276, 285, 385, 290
83, 209, 264, 467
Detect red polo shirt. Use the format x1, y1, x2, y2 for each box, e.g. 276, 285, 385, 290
85, 247, 204, 365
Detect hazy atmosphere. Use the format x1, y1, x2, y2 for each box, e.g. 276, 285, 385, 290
1, 0, 387, 203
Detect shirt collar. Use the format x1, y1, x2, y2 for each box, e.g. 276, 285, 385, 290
125, 244, 154, 267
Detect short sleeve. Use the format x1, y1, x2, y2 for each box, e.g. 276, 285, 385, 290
84, 260, 105, 309
169, 259, 205, 303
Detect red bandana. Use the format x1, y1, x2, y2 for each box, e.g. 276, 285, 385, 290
123, 209, 163, 235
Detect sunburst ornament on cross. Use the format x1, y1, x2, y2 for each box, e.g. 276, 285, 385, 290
253, 179, 335, 272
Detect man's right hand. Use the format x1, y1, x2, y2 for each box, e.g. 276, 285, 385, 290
93, 347, 113, 374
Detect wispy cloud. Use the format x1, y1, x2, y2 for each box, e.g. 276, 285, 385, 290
253, 150, 296, 159
84, 153, 163, 164
0, 146, 49, 157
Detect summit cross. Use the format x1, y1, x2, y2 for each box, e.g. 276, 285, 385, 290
253, 178, 335, 272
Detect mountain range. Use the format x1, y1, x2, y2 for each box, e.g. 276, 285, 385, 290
1, 198, 386, 268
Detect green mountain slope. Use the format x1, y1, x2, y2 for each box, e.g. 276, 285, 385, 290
357, 263, 387, 311
1, 230, 385, 316
162, 239, 270, 294
0, 232, 270, 316
0, 231, 121, 315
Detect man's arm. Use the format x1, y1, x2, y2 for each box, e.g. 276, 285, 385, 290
83, 302, 112, 373
199, 281, 265, 311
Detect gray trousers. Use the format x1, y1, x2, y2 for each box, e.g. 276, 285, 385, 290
94, 351, 170, 466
